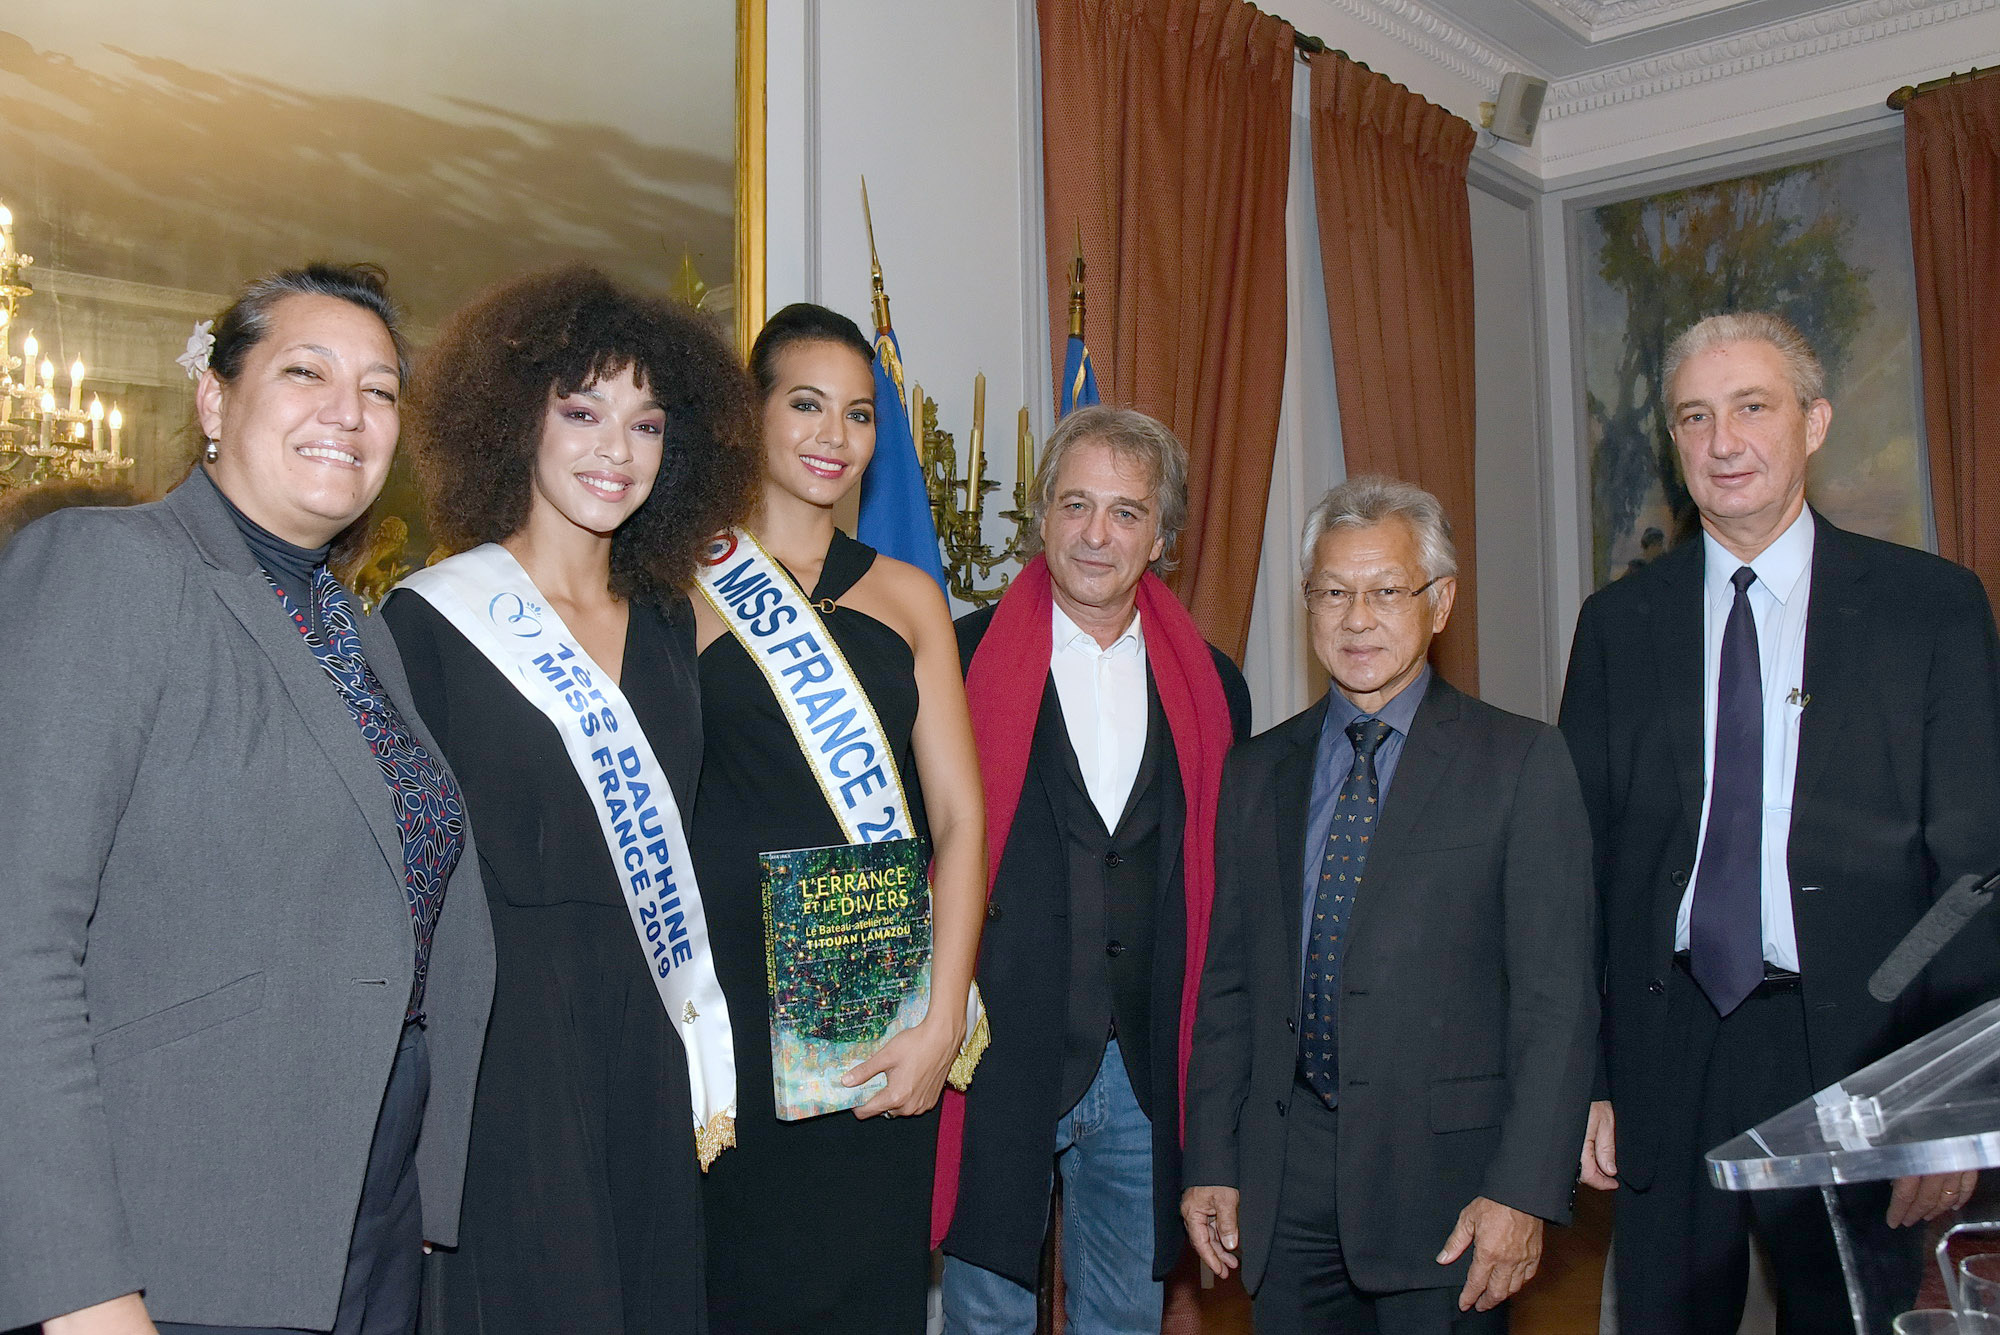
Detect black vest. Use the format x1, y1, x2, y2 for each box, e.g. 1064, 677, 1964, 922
1053, 679, 1184, 1116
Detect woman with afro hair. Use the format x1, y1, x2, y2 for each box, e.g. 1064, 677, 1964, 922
382, 265, 757, 1334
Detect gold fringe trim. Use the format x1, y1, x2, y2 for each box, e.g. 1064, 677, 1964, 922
948, 1006, 991, 1091
696, 1111, 737, 1171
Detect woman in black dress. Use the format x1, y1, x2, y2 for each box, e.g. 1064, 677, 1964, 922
692, 304, 986, 1333
383, 267, 756, 1334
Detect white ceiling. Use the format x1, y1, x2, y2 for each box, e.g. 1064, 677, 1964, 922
1418, 0, 1866, 76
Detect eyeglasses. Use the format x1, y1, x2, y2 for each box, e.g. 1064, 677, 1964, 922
1302, 578, 1441, 616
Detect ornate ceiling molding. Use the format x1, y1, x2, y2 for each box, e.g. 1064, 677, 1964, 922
1544, 0, 1999, 119
1520, 0, 1769, 44
1312, 0, 1521, 90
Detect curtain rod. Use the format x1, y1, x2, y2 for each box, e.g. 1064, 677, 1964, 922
1270, 10, 1356, 67
1888, 65, 1991, 110
1291, 31, 1370, 71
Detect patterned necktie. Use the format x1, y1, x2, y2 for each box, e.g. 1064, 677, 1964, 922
1299, 716, 1393, 1106
1691, 565, 1765, 1016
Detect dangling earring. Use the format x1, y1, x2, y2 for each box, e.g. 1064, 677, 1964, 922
204, 439, 219, 463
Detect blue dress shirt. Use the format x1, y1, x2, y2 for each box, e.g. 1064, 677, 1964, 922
1300, 666, 1432, 967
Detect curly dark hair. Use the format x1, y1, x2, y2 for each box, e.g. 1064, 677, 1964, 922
410, 265, 758, 602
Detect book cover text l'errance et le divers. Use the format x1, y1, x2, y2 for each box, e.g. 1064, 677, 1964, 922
761, 835, 933, 1120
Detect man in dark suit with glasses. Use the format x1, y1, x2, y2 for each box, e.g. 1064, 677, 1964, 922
1183, 475, 1597, 1333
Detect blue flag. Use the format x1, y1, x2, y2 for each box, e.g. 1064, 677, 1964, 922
856, 327, 948, 592
1060, 333, 1100, 417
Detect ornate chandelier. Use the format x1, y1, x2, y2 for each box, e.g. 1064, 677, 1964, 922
0, 200, 135, 488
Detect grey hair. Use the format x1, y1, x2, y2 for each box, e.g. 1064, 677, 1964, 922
1662, 311, 1826, 411
1024, 404, 1188, 574
1299, 474, 1458, 595
210, 262, 410, 388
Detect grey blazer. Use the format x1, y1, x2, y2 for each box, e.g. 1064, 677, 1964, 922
0, 471, 495, 1331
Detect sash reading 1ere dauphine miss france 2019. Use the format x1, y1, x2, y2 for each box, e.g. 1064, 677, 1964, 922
398, 544, 737, 1167
695, 528, 987, 1121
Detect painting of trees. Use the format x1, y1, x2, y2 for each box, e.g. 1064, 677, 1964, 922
1583, 162, 1873, 584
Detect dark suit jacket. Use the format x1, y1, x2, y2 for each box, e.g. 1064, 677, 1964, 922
1558, 512, 2000, 1189
0, 473, 495, 1331
1184, 677, 1598, 1295
945, 603, 1250, 1286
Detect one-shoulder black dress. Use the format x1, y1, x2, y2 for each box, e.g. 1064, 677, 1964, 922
693, 532, 938, 1335
383, 591, 708, 1335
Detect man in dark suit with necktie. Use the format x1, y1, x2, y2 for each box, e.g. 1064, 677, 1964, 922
1182, 476, 1597, 1333
1559, 311, 2000, 1331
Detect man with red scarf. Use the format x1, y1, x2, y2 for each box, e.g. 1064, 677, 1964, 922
937, 406, 1249, 1335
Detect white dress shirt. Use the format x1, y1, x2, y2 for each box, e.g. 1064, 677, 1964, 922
1050, 602, 1150, 831
1676, 506, 1815, 970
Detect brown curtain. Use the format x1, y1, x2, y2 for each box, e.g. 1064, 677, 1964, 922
1308, 51, 1480, 694
1906, 73, 2000, 606
1039, 0, 1295, 661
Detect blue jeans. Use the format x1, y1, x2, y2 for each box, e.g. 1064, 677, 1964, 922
942, 1040, 1163, 1335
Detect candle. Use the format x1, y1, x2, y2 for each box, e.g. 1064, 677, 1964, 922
68, 358, 85, 414
21, 332, 35, 392
0, 202, 13, 264
89, 395, 104, 451
909, 381, 925, 469
968, 372, 986, 508
38, 388, 53, 448
39, 360, 53, 396
109, 405, 122, 459
1017, 407, 1032, 493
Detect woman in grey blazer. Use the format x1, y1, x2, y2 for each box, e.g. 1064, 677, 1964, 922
0, 264, 495, 1335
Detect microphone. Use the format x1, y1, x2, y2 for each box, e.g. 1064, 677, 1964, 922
1868, 867, 2000, 1003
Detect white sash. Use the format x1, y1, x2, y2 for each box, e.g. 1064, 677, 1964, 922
695, 529, 916, 844
695, 528, 987, 1081
399, 545, 736, 1166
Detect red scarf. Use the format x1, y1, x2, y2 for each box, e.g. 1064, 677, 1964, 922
931, 555, 1235, 1246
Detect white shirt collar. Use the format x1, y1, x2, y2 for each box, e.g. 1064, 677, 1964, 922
1051, 601, 1144, 658
1702, 505, 1814, 606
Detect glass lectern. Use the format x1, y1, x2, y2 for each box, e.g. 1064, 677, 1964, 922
1708, 996, 2000, 1332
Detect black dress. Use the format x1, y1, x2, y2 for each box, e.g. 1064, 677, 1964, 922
383, 591, 708, 1335
693, 532, 938, 1335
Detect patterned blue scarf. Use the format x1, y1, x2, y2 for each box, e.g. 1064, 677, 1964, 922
269, 567, 465, 1020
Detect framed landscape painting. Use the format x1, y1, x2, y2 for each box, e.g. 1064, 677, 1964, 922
1572, 138, 1932, 588
0, 0, 761, 598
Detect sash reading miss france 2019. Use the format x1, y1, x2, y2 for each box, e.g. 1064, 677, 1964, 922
696, 528, 986, 1119
399, 544, 737, 1166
